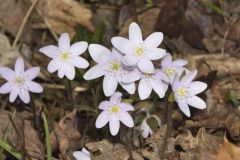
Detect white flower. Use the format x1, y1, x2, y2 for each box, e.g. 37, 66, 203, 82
0, 57, 43, 104
140, 115, 161, 138
172, 70, 207, 117
95, 92, 134, 136
111, 22, 166, 73
122, 68, 168, 100
39, 33, 89, 80
161, 53, 188, 84
73, 148, 91, 160
84, 44, 135, 96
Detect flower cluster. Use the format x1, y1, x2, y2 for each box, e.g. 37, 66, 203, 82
0, 22, 208, 141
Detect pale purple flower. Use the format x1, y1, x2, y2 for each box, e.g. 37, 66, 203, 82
161, 53, 188, 84
39, 33, 89, 80
172, 70, 207, 117
122, 68, 168, 100
0, 58, 43, 104
95, 92, 134, 136
140, 115, 161, 138
111, 22, 166, 73
84, 44, 135, 96
73, 148, 91, 160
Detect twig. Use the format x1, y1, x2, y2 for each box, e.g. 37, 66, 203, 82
160, 103, 173, 160
8, 115, 32, 160
12, 0, 38, 48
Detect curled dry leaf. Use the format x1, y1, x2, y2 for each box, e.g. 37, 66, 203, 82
217, 136, 240, 160
86, 139, 143, 160
51, 110, 82, 160
0, 33, 19, 67
37, 0, 94, 38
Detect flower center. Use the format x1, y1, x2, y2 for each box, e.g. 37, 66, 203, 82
111, 62, 121, 71
165, 67, 176, 76
177, 87, 187, 97
109, 105, 120, 113
15, 76, 25, 86
134, 47, 144, 57
60, 52, 70, 61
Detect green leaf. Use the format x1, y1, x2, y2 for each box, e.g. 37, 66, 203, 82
42, 113, 52, 160
146, 117, 159, 132
229, 89, 240, 107
0, 140, 22, 159
168, 92, 175, 102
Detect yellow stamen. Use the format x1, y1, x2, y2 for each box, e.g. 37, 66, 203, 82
135, 47, 143, 57
60, 52, 70, 61
15, 77, 25, 86
109, 105, 120, 113
144, 73, 154, 78
111, 62, 121, 71
165, 67, 176, 76
178, 87, 187, 97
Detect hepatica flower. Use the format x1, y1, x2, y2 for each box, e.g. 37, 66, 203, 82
111, 22, 166, 73
0, 58, 43, 104
95, 92, 134, 136
73, 148, 91, 160
140, 115, 161, 138
39, 33, 89, 80
123, 68, 168, 100
84, 44, 135, 96
161, 53, 188, 84
172, 70, 207, 117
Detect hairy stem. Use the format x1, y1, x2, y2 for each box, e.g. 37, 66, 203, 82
66, 79, 74, 109
160, 102, 173, 160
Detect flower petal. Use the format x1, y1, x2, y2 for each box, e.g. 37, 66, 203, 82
144, 32, 163, 48
119, 102, 134, 111
24, 67, 40, 80
103, 76, 118, 97
138, 58, 154, 73
99, 101, 111, 110
65, 65, 75, 80
110, 92, 122, 104
39, 45, 59, 58
109, 120, 120, 136
187, 96, 206, 109
172, 75, 180, 91
151, 80, 167, 98
123, 54, 138, 66
88, 44, 111, 63
0, 67, 15, 81
83, 65, 105, 80
47, 59, 61, 73
161, 53, 172, 67
9, 86, 20, 103
188, 81, 207, 95
58, 66, 65, 79
15, 57, 24, 75
145, 48, 166, 60
95, 111, 109, 128
73, 151, 91, 160
172, 59, 188, 67
140, 118, 151, 138
138, 79, 152, 100
121, 69, 141, 83
111, 37, 133, 54
58, 33, 70, 51
19, 89, 30, 104
129, 22, 143, 44
119, 111, 134, 127
0, 82, 11, 94
69, 41, 88, 56
71, 56, 89, 69
180, 70, 197, 86
177, 100, 191, 117
26, 81, 43, 93
120, 82, 136, 94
